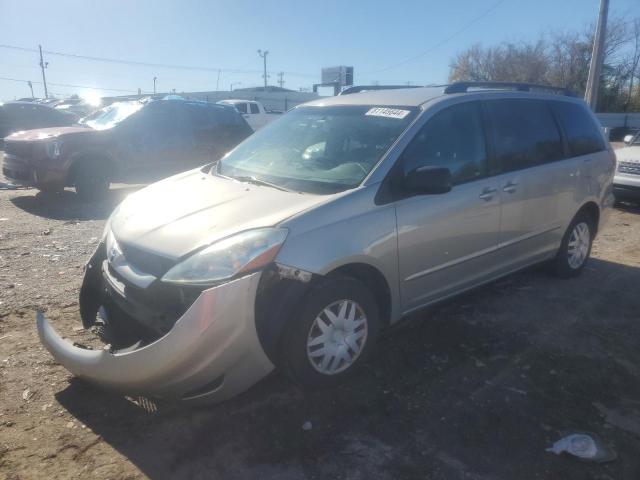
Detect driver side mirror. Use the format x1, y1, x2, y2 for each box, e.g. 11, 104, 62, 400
404, 166, 452, 195
624, 134, 635, 145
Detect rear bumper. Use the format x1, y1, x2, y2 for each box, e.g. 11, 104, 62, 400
37, 271, 275, 404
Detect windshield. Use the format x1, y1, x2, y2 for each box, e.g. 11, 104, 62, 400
81, 101, 143, 130
217, 105, 417, 194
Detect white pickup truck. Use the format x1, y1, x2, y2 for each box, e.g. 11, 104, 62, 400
217, 99, 281, 131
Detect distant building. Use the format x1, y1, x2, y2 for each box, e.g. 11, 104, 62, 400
103, 86, 319, 112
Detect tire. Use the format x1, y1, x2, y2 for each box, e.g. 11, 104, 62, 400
280, 276, 380, 388
551, 211, 595, 278
38, 185, 63, 195
74, 162, 110, 201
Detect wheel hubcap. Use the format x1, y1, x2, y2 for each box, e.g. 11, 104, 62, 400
567, 222, 590, 269
306, 299, 368, 375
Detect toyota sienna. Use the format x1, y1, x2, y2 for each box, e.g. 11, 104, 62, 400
37, 82, 616, 404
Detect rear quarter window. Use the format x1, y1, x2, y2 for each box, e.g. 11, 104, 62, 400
189, 104, 245, 126
551, 101, 605, 157
486, 99, 564, 172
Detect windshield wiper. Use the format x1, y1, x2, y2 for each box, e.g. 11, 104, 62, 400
232, 175, 292, 192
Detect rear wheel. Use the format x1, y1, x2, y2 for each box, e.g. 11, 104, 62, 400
74, 161, 110, 201
551, 212, 594, 278
281, 277, 380, 388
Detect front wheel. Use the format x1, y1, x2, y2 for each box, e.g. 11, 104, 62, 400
551, 212, 594, 278
281, 277, 380, 388
74, 162, 110, 201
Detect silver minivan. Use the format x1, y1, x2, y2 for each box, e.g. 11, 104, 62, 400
38, 83, 616, 404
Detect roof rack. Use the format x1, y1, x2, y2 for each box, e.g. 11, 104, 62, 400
444, 81, 576, 97
339, 85, 421, 95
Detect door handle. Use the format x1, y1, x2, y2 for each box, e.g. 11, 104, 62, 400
479, 187, 497, 201
503, 181, 519, 194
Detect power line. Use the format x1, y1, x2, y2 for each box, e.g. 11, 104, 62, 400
0, 76, 138, 93
365, 0, 506, 74
0, 43, 318, 79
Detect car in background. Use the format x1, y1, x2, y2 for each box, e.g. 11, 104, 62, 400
614, 132, 640, 201
53, 98, 101, 118
2, 98, 252, 199
217, 99, 280, 131
0, 101, 79, 147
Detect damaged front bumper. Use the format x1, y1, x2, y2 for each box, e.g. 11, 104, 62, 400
37, 271, 275, 404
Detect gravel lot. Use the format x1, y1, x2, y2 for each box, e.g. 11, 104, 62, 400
1, 170, 640, 479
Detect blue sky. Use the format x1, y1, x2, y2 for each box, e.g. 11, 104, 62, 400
0, 0, 637, 101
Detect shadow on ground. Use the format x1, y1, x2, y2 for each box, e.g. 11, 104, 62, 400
55, 257, 640, 479
9, 185, 142, 221
615, 199, 640, 215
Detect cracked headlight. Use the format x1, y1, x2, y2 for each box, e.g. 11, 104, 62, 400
161, 228, 288, 285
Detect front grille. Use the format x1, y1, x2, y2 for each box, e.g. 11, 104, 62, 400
619, 161, 640, 176
105, 261, 202, 335
118, 242, 176, 278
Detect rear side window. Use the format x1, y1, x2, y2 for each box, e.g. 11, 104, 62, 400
250, 103, 260, 114
189, 104, 245, 126
551, 101, 605, 157
402, 101, 488, 185
137, 103, 181, 135
487, 99, 563, 172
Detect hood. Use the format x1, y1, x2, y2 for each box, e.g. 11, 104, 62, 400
616, 145, 640, 163
110, 169, 330, 259
5, 125, 97, 142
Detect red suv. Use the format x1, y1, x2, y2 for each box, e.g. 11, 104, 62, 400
2, 98, 252, 200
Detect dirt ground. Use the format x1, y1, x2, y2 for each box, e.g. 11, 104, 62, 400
1, 176, 640, 479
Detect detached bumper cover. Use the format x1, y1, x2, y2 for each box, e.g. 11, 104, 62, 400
37, 272, 275, 403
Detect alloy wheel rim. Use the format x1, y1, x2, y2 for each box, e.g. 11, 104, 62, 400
567, 222, 590, 269
306, 299, 368, 375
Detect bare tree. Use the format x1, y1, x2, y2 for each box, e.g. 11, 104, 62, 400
448, 15, 640, 112
622, 18, 640, 111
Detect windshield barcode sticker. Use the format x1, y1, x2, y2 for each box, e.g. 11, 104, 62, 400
365, 107, 410, 119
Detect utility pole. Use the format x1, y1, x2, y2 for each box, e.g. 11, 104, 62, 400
38, 45, 48, 99
257, 49, 269, 88
585, 0, 609, 111
27, 80, 34, 98
216, 69, 222, 90
153, 76, 157, 95
277, 71, 285, 88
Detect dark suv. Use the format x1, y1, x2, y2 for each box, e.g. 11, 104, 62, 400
2, 98, 252, 199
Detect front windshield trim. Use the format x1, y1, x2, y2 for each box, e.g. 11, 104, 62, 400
217, 104, 419, 195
